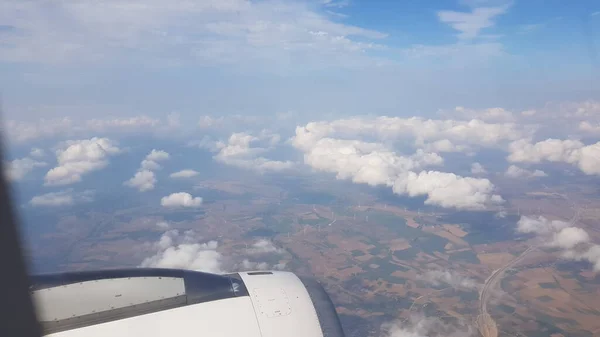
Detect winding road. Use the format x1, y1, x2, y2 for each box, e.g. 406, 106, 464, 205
476, 245, 535, 337
477, 189, 581, 337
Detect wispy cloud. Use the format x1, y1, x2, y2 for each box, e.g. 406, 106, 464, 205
437, 4, 511, 40
0, 0, 387, 68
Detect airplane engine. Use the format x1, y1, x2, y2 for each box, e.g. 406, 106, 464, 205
31, 268, 346, 337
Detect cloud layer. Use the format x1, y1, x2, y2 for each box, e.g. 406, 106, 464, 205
508, 139, 600, 175
30, 189, 94, 207
292, 117, 506, 210
0, 0, 388, 67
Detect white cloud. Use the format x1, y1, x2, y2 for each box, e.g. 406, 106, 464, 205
170, 169, 200, 179
156, 221, 171, 230
451, 106, 515, 122
4, 118, 74, 143
140, 149, 170, 171
247, 239, 285, 255
437, 4, 510, 40
239, 259, 270, 271
293, 118, 504, 210
392, 171, 504, 210
161, 192, 203, 208
213, 132, 294, 173
146, 149, 170, 161
579, 121, 600, 134
470, 162, 486, 175
517, 216, 600, 271
381, 314, 474, 337
140, 230, 222, 273
294, 116, 527, 154
508, 139, 600, 175
0, 0, 388, 67
125, 149, 170, 191
521, 109, 536, 116
3, 115, 180, 144
418, 270, 478, 291
517, 216, 570, 235
30, 189, 94, 207
44, 137, 121, 186
85, 116, 160, 132
551, 227, 590, 250
5, 157, 47, 181
293, 133, 443, 187
124, 170, 157, 192
504, 165, 547, 178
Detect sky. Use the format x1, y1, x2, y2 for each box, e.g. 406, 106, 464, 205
4, 3, 600, 334
1, 0, 599, 209
2, 0, 600, 212
0, 0, 599, 123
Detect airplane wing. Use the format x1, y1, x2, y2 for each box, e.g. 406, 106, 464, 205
31, 268, 346, 337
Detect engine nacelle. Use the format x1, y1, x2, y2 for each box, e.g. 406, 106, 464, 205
31, 268, 345, 337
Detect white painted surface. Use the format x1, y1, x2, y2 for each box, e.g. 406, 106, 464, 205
47, 297, 262, 337
240, 271, 324, 337
34, 277, 184, 321
41, 271, 325, 337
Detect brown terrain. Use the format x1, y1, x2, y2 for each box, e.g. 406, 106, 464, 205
25, 177, 600, 337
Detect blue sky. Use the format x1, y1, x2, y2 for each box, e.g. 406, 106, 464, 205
4, 1, 600, 281
0, 0, 598, 124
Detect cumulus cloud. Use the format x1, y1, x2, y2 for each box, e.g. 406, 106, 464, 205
238, 259, 270, 271
212, 132, 294, 173
508, 139, 600, 175
5, 157, 47, 181
504, 165, 547, 178
517, 216, 600, 271
294, 116, 527, 155
30, 189, 94, 207
161, 192, 203, 208
170, 169, 200, 179
140, 230, 222, 273
124, 149, 170, 191
247, 239, 285, 255
551, 227, 590, 249
393, 171, 503, 210
470, 162, 486, 175
124, 170, 157, 192
292, 118, 504, 210
45, 137, 121, 185
418, 269, 478, 291
516, 216, 569, 235
381, 314, 474, 337
141, 149, 170, 171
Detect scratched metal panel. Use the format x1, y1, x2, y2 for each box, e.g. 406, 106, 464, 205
33, 277, 185, 322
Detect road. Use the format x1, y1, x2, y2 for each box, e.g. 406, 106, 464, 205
476, 245, 535, 337
477, 188, 581, 337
